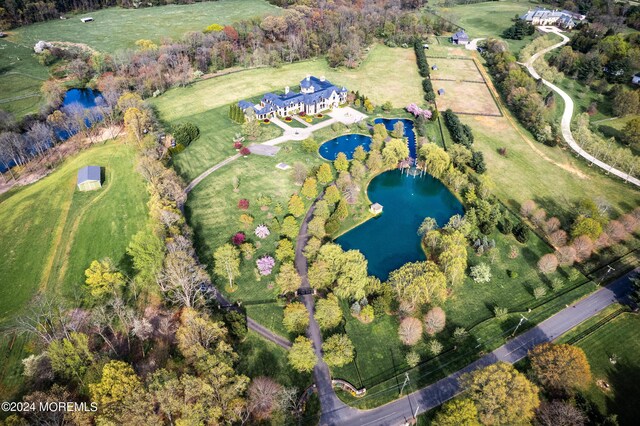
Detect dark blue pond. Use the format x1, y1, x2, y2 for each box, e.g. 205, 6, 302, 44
0, 89, 103, 173
335, 169, 464, 280
374, 118, 417, 159
318, 133, 372, 160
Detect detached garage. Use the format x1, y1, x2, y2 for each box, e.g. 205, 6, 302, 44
77, 166, 102, 191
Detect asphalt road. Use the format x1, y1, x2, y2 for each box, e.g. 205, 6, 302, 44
319, 271, 635, 426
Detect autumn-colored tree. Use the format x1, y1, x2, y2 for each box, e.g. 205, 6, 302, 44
324, 184, 341, 204
433, 398, 480, 426
538, 253, 559, 274
85, 258, 126, 300
366, 150, 383, 172
461, 362, 540, 425
288, 336, 317, 372
398, 317, 423, 345
123, 107, 150, 146
438, 230, 468, 286
335, 198, 349, 221
283, 302, 309, 334
545, 217, 561, 234
549, 230, 568, 247
275, 262, 301, 294
323, 334, 354, 367
571, 216, 602, 241
424, 307, 446, 335
556, 246, 577, 266
334, 152, 349, 172
389, 261, 447, 310
90, 361, 142, 419
301, 177, 318, 199
275, 238, 295, 262
288, 193, 305, 217
353, 145, 367, 162
308, 216, 326, 239
239, 213, 254, 228
529, 343, 591, 396
213, 244, 240, 290
605, 220, 629, 242
314, 294, 343, 330
316, 163, 334, 185
280, 215, 299, 239
520, 199, 537, 217
48, 332, 93, 384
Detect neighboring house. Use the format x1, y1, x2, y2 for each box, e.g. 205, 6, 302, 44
632, 73, 640, 85
520, 7, 586, 29
77, 166, 102, 191
80, 17, 94, 23
451, 30, 469, 45
238, 75, 348, 120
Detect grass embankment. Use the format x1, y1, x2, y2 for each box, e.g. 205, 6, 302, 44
556, 307, 640, 425
0, 141, 148, 399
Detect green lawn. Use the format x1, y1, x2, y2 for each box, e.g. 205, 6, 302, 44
557, 309, 640, 425
0, 39, 49, 117
0, 140, 148, 400
9, 1, 280, 54
151, 44, 425, 123
431, 1, 551, 53
0, 141, 147, 322
185, 140, 326, 336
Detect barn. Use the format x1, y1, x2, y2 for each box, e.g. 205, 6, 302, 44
77, 166, 102, 191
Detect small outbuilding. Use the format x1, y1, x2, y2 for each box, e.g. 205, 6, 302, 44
370, 203, 383, 215
77, 166, 102, 191
438, 88, 445, 96
80, 17, 94, 23
431, 65, 438, 71
451, 30, 469, 45
632, 72, 640, 85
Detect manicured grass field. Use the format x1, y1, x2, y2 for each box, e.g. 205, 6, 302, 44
557, 308, 640, 425
0, 141, 148, 322
0, 39, 48, 117
185, 140, 325, 335
432, 1, 551, 53
152, 44, 424, 123
434, 79, 500, 116
429, 57, 484, 82
9, 0, 280, 53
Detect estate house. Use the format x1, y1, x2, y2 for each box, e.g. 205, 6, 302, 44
238, 75, 348, 120
520, 7, 586, 29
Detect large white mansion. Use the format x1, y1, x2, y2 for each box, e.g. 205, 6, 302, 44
238, 75, 348, 120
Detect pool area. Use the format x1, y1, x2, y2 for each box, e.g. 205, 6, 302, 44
374, 117, 417, 160
318, 133, 372, 160
335, 169, 464, 280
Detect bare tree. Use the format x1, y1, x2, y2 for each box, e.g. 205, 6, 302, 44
557, 246, 577, 266
157, 250, 209, 308
398, 317, 422, 346
549, 230, 568, 248
14, 296, 71, 344
538, 253, 559, 274
132, 317, 154, 358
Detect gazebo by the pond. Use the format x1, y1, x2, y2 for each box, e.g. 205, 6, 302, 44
370, 203, 383, 215
77, 166, 102, 191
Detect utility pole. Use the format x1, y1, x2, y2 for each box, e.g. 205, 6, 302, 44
399, 372, 410, 396
511, 314, 528, 337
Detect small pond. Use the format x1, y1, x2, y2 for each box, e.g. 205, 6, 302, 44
335, 169, 464, 280
374, 117, 417, 159
318, 133, 372, 160
62, 88, 104, 109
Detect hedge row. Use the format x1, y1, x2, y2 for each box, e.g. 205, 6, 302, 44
414, 40, 436, 103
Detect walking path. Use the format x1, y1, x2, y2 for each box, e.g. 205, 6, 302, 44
185, 107, 366, 193
321, 270, 636, 425
523, 27, 640, 188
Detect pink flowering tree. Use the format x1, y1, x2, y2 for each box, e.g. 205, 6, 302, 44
255, 224, 270, 239
231, 232, 246, 246
256, 255, 275, 275
406, 103, 432, 120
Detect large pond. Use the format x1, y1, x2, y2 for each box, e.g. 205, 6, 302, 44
374, 117, 417, 159
318, 133, 372, 160
335, 169, 464, 280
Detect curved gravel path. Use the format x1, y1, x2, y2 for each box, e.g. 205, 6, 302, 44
522, 28, 640, 187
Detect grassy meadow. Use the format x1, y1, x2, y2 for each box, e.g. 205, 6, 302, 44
0, 141, 147, 321
431, 0, 550, 53
9, 0, 280, 53
557, 308, 640, 425
152, 44, 424, 122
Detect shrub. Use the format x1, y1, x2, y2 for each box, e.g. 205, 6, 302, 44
513, 221, 530, 243
454, 327, 468, 342
551, 277, 564, 291
301, 137, 318, 153
494, 306, 508, 320
173, 122, 200, 146
470, 263, 492, 283
231, 232, 246, 246
254, 224, 270, 239
238, 199, 249, 210
359, 305, 375, 323
428, 339, 444, 356
533, 286, 547, 299
256, 256, 275, 275
240, 147, 251, 156
507, 270, 519, 279
406, 351, 420, 367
